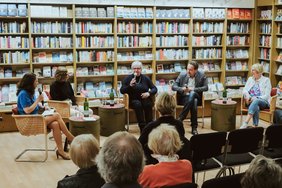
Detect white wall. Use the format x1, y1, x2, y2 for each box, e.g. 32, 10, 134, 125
0, 0, 255, 8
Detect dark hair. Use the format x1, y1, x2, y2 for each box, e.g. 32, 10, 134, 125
188, 61, 198, 70
16, 73, 37, 96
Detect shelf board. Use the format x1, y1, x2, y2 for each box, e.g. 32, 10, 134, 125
193, 45, 222, 48
225, 70, 249, 73
276, 47, 282, 50
117, 59, 152, 63
0, 77, 22, 81
75, 17, 115, 21
76, 33, 114, 36
0, 33, 29, 36
31, 33, 72, 36
0, 63, 29, 66
276, 33, 282, 36
32, 62, 73, 66
0, 48, 29, 51
117, 18, 153, 21
192, 58, 222, 61
275, 73, 282, 76
258, 58, 270, 61
192, 18, 225, 21
156, 59, 189, 62
117, 47, 152, 50
275, 20, 282, 23
76, 47, 114, 50
275, 60, 282, 63
227, 32, 250, 35
156, 46, 188, 49
76, 61, 114, 64
257, 18, 272, 22
204, 70, 222, 73
117, 33, 152, 36
258, 46, 271, 48
156, 18, 189, 21
226, 58, 249, 60
31, 16, 73, 20
32, 48, 73, 51
76, 75, 114, 78
263, 72, 270, 74
225, 84, 245, 87
226, 45, 250, 48
0, 16, 28, 20
193, 32, 223, 35
259, 33, 271, 35
156, 33, 188, 36
156, 72, 180, 75
227, 18, 252, 22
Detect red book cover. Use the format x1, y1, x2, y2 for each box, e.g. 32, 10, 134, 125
232, 8, 240, 19
245, 9, 252, 19
239, 9, 245, 19
227, 9, 232, 19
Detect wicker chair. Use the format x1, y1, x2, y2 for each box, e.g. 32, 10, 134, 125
12, 114, 53, 162
47, 100, 71, 122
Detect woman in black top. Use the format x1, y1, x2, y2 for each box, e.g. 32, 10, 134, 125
120, 61, 157, 132
138, 92, 191, 165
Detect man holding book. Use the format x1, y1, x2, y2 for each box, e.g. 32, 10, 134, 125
172, 61, 208, 135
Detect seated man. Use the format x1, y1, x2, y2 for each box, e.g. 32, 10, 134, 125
274, 109, 282, 125
172, 61, 208, 135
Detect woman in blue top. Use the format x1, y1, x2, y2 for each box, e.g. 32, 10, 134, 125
17, 73, 74, 160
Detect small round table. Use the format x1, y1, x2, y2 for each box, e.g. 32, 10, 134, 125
211, 99, 237, 132
98, 104, 125, 136
69, 115, 100, 142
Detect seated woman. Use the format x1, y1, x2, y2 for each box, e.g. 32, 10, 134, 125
57, 134, 105, 188
17, 73, 74, 160
138, 124, 193, 187
139, 92, 191, 165
240, 63, 272, 128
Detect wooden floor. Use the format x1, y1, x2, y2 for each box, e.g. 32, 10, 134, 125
0, 115, 269, 188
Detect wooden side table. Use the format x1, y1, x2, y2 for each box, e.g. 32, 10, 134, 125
69, 115, 100, 143
211, 99, 237, 132
98, 104, 125, 136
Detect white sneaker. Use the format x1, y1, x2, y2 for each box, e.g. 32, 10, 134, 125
240, 122, 248, 129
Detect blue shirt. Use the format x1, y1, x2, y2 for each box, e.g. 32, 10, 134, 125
17, 90, 39, 115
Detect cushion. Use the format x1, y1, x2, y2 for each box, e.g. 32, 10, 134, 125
12, 107, 18, 115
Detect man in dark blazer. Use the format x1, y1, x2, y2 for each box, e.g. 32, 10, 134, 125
172, 61, 208, 135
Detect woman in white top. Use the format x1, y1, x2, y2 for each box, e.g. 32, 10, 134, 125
240, 63, 272, 128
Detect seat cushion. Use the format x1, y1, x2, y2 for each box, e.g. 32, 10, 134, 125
215, 153, 254, 166
193, 158, 221, 172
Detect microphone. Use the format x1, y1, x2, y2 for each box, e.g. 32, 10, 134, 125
38, 88, 44, 106
133, 72, 137, 79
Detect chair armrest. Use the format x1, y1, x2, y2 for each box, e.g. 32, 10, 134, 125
123, 94, 130, 110
269, 95, 277, 112
47, 100, 71, 118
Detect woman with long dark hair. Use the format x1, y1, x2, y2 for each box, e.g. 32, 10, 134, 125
17, 73, 74, 160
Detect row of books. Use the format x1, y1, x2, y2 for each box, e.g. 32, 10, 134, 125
198, 62, 221, 72
227, 9, 252, 19
155, 79, 174, 93
277, 37, 282, 48
226, 36, 250, 46
33, 37, 72, 48
260, 9, 272, 19
193, 22, 223, 33
0, 84, 18, 103
77, 81, 114, 98
75, 7, 114, 18
117, 22, 152, 34
192, 49, 222, 59
0, 51, 29, 64
260, 23, 272, 34
76, 36, 114, 48
259, 36, 271, 47
77, 51, 114, 62
226, 49, 249, 59
227, 22, 250, 33
192, 8, 225, 19
117, 64, 153, 75
156, 49, 188, 60
156, 9, 190, 18
0, 21, 27, 34
156, 62, 186, 73
76, 65, 114, 76
207, 76, 220, 85
33, 52, 73, 63
116, 7, 153, 18
117, 51, 152, 61
277, 52, 282, 61
156, 36, 188, 47
204, 88, 243, 99
31, 21, 72, 34
192, 36, 222, 46
225, 76, 247, 85
276, 65, 282, 75
34, 66, 74, 77
277, 23, 282, 34
30, 5, 68, 18
117, 36, 152, 48
226, 61, 248, 71
75, 22, 113, 34
0, 67, 29, 78
260, 61, 270, 72
0, 36, 29, 49
0, 4, 27, 17
156, 22, 189, 34
260, 48, 270, 60
276, 9, 282, 21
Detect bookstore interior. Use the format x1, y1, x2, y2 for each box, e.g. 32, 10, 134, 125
0, 0, 281, 132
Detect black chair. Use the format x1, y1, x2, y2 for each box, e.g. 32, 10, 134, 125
164, 182, 198, 188
216, 127, 264, 177
201, 173, 244, 188
190, 132, 227, 182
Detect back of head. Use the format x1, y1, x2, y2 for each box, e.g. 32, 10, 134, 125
96, 131, 144, 185
241, 155, 282, 188
70, 134, 99, 169
155, 92, 176, 116
148, 124, 183, 157
17, 73, 36, 96
55, 66, 68, 82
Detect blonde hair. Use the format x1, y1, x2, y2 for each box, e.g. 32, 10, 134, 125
155, 92, 176, 115
70, 134, 99, 169
148, 124, 183, 157
251, 63, 264, 74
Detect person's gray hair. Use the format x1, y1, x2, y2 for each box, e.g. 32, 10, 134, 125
70, 134, 99, 169
241, 155, 282, 188
96, 131, 145, 185
131, 61, 143, 69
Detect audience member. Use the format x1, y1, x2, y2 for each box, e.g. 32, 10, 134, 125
17, 73, 74, 160
138, 124, 193, 187
240, 63, 272, 128
120, 61, 157, 132
241, 155, 282, 188
139, 92, 191, 164
57, 134, 105, 188
274, 109, 282, 124
96, 132, 145, 188
172, 61, 208, 135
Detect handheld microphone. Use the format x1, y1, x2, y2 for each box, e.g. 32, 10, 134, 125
133, 72, 137, 79
38, 88, 44, 106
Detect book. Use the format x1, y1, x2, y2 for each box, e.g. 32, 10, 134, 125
157, 64, 164, 73
18, 4, 27, 16
7, 4, 17, 16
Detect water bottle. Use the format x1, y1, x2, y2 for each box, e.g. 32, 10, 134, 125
109, 88, 115, 106
83, 97, 89, 117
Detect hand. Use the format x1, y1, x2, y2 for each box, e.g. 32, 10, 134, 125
182, 87, 190, 94
141, 92, 150, 99
130, 78, 136, 87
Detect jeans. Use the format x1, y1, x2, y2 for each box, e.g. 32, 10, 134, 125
131, 98, 153, 132
179, 91, 200, 128
248, 98, 269, 126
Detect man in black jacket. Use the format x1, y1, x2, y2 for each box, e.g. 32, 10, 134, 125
172, 61, 208, 135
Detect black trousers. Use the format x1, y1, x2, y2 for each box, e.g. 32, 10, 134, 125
131, 98, 153, 132
274, 110, 282, 124
178, 91, 200, 128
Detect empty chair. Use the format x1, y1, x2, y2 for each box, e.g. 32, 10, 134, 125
190, 132, 227, 181
202, 173, 244, 188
